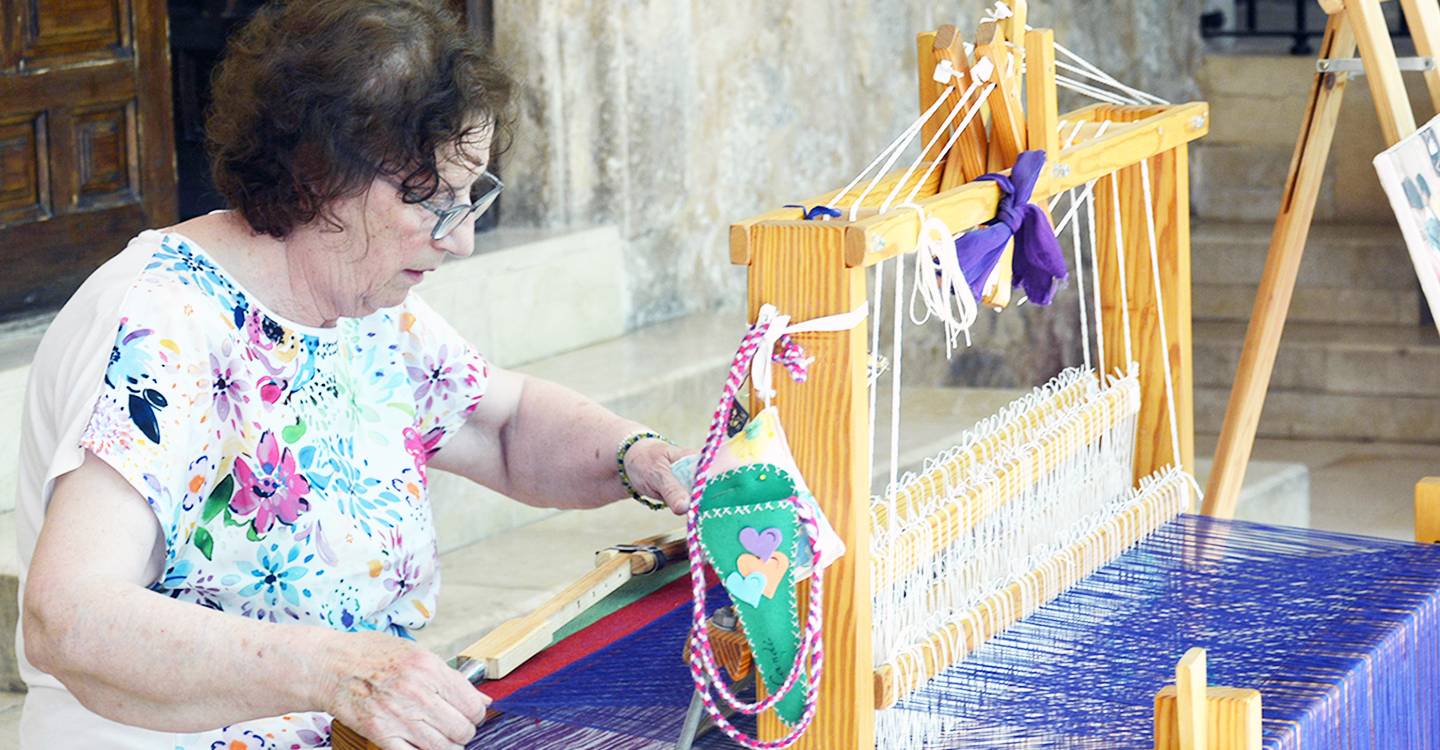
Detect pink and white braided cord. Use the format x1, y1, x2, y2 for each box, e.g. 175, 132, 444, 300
684, 320, 826, 749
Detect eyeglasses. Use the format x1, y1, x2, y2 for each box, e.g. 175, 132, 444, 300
403, 170, 504, 240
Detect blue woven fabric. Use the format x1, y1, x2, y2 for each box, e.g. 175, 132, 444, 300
889, 515, 1440, 749
469, 516, 1440, 749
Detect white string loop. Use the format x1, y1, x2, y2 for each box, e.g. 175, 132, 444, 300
751, 303, 869, 409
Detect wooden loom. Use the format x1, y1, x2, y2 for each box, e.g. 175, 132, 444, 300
726, 6, 1220, 747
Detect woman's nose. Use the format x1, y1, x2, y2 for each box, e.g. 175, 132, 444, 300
441, 223, 476, 258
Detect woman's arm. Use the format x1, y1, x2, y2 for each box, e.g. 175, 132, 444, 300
429, 366, 693, 513
24, 450, 487, 750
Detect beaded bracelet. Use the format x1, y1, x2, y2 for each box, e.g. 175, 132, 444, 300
617, 430, 670, 510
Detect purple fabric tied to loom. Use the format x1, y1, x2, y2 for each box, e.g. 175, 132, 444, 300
954, 149, 1068, 305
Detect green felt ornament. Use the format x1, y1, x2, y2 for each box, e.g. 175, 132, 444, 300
697, 462, 809, 726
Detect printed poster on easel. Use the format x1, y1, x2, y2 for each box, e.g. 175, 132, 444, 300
1374, 113, 1440, 335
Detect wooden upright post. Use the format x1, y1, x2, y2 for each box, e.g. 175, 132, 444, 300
975, 19, 1028, 169
747, 222, 873, 748
1095, 108, 1196, 483
916, 31, 945, 165
1204, 0, 1416, 517
1025, 29, 1060, 156
936, 24, 990, 189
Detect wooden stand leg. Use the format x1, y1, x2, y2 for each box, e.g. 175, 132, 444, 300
1201, 14, 1357, 517
1399, 0, 1440, 113
1206, 0, 1418, 517
1418, 477, 1440, 543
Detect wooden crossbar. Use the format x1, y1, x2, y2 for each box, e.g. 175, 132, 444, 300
843, 102, 1209, 267
729, 103, 1208, 268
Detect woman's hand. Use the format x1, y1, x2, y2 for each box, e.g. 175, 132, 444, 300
624, 438, 698, 515
316, 631, 490, 750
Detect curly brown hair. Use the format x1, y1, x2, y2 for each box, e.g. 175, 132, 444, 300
207, 0, 514, 238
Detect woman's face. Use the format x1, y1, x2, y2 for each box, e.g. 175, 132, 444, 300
323, 139, 489, 317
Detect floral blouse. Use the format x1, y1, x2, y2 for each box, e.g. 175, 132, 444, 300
77, 233, 488, 748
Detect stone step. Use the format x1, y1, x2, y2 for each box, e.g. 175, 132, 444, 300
417, 226, 631, 370
1194, 53, 1428, 223
1191, 221, 1415, 292
1194, 320, 1440, 399
427, 310, 743, 554
1194, 282, 1422, 326
1192, 143, 1329, 223
1196, 386, 1440, 443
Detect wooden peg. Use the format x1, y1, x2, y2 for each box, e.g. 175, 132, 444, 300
975, 19, 1028, 170
936, 24, 990, 189
1004, 0, 1028, 44
1418, 477, 1440, 543
1153, 648, 1263, 750
1025, 29, 1059, 155
981, 244, 1015, 310
1176, 648, 1207, 750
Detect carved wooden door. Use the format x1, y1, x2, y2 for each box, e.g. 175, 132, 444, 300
0, 0, 176, 319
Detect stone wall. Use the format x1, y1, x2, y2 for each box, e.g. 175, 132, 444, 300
493, 0, 1203, 387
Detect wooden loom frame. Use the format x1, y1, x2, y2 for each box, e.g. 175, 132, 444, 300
729, 6, 1212, 747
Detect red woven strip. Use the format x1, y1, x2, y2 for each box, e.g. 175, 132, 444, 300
481, 573, 704, 702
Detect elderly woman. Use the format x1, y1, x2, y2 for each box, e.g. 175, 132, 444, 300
14, 2, 692, 749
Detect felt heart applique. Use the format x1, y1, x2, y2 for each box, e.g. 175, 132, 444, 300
724, 571, 769, 607
737, 552, 790, 598
739, 527, 783, 560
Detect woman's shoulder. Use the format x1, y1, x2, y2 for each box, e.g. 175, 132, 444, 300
41, 228, 235, 359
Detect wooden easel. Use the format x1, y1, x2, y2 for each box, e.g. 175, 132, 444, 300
1203, 0, 1440, 518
